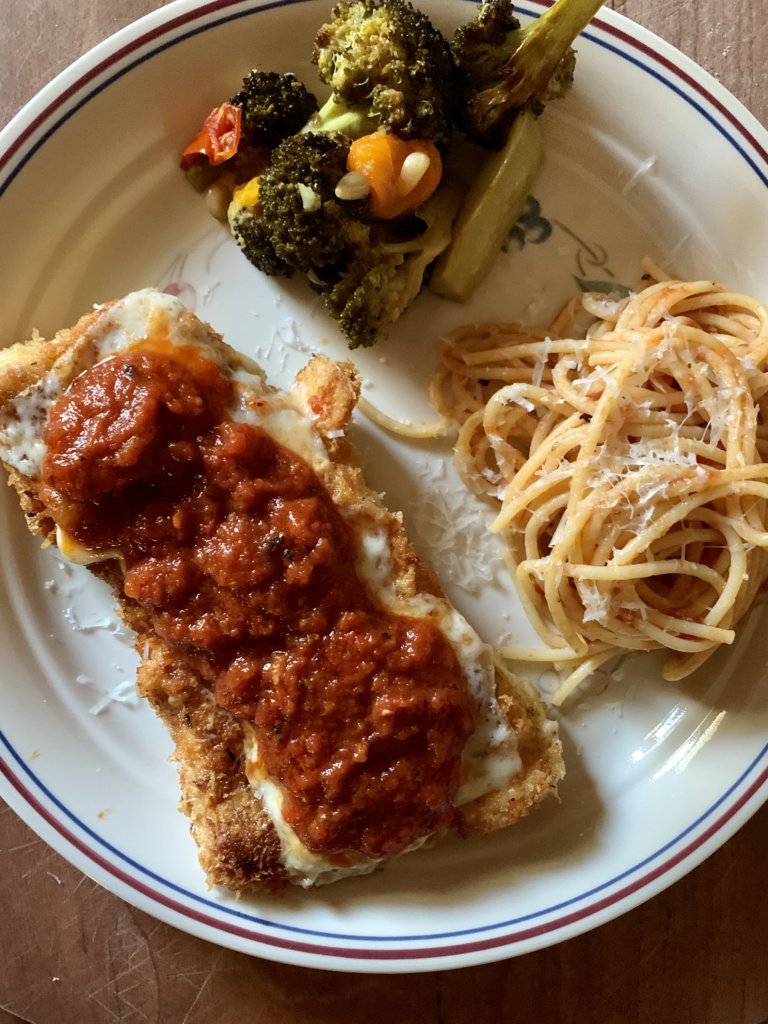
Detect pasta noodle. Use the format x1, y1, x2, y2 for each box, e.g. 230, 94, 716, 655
431, 272, 768, 703
356, 395, 452, 439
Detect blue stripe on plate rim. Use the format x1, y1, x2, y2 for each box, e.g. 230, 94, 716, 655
1, 724, 767, 955
0, 0, 767, 959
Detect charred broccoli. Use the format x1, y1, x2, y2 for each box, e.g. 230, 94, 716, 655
431, 0, 603, 300
181, 70, 319, 192
453, 0, 604, 149
231, 70, 318, 147
229, 132, 368, 277
324, 177, 463, 347
312, 0, 460, 150
452, 0, 525, 92
229, 181, 292, 277
229, 132, 460, 347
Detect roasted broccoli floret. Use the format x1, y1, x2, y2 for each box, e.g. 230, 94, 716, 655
312, 0, 460, 150
301, 94, 379, 140
453, 0, 604, 148
229, 187, 292, 277
182, 70, 319, 192
228, 132, 461, 347
452, 0, 527, 92
229, 133, 370, 278
324, 177, 463, 347
230, 70, 318, 147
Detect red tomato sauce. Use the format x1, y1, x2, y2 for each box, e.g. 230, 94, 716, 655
41, 349, 473, 858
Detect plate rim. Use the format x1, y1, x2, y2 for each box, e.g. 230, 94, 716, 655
1, 0, 767, 973
2, 721, 767, 973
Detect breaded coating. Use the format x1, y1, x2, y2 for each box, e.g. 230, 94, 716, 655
0, 299, 563, 891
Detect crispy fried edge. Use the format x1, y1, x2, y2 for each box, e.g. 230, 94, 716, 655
0, 305, 287, 891
291, 356, 564, 836
0, 311, 563, 892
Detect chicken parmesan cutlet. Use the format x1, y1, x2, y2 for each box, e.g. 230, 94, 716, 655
0, 290, 563, 889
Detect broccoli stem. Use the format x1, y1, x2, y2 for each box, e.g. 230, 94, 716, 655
302, 94, 378, 139
476, 0, 604, 120
432, 0, 603, 303
430, 111, 543, 301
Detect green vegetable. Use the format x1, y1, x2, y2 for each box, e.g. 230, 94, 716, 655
224, 0, 466, 348
453, 0, 604, 149
431, 0, 603, 302
184, 70, 319, 195
206, 0, 604, 344
430, 111, 543, 301
184, 160, 221, 194
301, 94, 379, 140
229, 131, 461, 347
312, 0, 460, 149
230, 70, 318, 148
326, 175, 465, 347
228, 132, 367, 277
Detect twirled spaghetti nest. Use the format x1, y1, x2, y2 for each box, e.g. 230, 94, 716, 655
432, 274, 768, 703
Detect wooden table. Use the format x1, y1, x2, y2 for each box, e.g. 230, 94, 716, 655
1, 2, 767, 1022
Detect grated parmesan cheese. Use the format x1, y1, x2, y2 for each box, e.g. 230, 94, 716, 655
75, 674, 139, 715
405, 455, 502, 595
577, 580, 611, 623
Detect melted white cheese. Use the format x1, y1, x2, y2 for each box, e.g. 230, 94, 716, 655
1, 288, 523, 883
356, 528, 522, 806
243, 729, 388, 887
0, 370, 61, 478
92, 289, 225, 365
234, 397, 331, 472
55, 526, 123, 567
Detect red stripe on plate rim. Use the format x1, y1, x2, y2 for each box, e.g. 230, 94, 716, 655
2, 753, 767, 962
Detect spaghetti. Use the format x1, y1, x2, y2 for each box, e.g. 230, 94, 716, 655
431, 274, 768, 703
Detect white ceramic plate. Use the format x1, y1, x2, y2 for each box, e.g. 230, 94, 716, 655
1, 0, 767, 974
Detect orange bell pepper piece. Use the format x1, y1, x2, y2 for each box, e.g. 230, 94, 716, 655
347, 133, 442, 219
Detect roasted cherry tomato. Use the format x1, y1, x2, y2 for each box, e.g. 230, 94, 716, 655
180, 103, 242, 169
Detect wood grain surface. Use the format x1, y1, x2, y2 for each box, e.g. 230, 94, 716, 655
1, 2, 767, 1022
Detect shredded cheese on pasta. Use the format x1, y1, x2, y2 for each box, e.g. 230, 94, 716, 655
431, 271, 768, 703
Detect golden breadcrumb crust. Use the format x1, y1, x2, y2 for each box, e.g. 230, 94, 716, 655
0, 302, 563, 891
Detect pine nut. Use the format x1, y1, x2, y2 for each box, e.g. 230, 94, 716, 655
399, 152, 430, 191
334, 171, 371, 201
